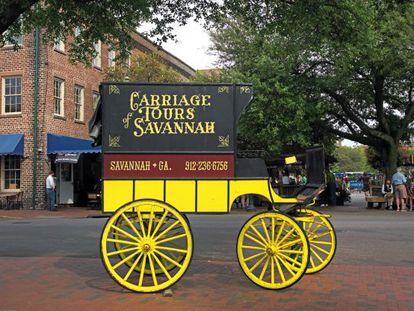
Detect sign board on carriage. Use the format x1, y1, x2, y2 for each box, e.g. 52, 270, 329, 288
100, 83, 252, 178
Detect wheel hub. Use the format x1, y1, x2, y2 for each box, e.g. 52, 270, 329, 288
266, 246, 277, 257
142, 243, 151, 253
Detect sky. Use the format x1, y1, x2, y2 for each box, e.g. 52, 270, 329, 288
144, 20, 218, 70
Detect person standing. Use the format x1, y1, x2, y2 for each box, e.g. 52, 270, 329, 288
392, 168, 407, 212
46, 171, 56, 211
381, 179, 394, 210
360, 172, 371, 196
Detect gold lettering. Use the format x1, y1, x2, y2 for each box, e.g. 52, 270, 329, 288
130, 92, 140, 111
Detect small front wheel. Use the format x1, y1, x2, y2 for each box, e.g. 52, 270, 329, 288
237, 212, 309, 290
101, 199, 193, 293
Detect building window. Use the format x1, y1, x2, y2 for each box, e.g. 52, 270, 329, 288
2, 76, 22, 114
1, 156, 21, 191
74, 85, 84, 121
53, 78, 64, 116
54, 38, 65, 52
92, 92, 100, 110
108, 49, 116, 68
92, 41, 101, 68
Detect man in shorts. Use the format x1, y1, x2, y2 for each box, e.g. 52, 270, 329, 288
392, 168, 407, 211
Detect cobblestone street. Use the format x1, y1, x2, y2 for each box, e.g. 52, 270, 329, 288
1, 195, 414, 310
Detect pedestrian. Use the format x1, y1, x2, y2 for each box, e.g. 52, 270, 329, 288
360, 172, 371, 196
391, 168, 407, 212
46, 171, 56, 211
406, 180, 414, 212
381, 179, 393, 210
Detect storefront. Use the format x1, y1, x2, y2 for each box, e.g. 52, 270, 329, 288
47, 134, 101, 206
0, 134, 24, 193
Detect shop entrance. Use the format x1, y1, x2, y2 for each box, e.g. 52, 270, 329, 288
58, 163, 74, 204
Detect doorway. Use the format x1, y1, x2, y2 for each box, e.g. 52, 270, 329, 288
58, 163, 74, 204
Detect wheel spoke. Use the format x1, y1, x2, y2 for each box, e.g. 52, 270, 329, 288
107, 238, 139, 247
278, 248, 303, 255
154, 249, 183, 268
151, 253, 172, 280
156, 233, 187, 245
260, 219, 271, 243
156, 245, 188, 254
150, 210, 169, 239
278, 238, 303, 250
313, 231, 331, 239
154, 220, 180, 242
138, 254, 147, 286
278, 252, 302, 268
249, 253, 267, 273
249, 224, 269, 246
241, 245, 265, 251
310, 247, 324, 263
123, 252, 143, 281
107, 246, 140, 257
111, 224, 140, 243
311, 240, 332, 246
113, 250, 140, 270
245, 233, 267, 248
271, 255, 275, 284
309, 254, 316, 268
276, 227, 295, 247
259, 257, 270, 281
136, 209, 147, 238
244, 251, 266, 262
312, 244, 330, 255
310, 221, 325, 235
121, 212, 143, 240
147, 252, 158, 286
274, 256, 286, 283
147, 208, 155, 237
276, 255, 295, 277
274, 220, 285, 244
271, 217, 275, 243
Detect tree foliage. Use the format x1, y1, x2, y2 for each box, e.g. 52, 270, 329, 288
210, 0, 414, 175
105, 52, 182, 83
0, 0, 218, 63
331, 145, 375, 173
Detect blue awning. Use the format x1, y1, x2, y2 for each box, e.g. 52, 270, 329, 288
0, 134, 24, 156
47, 133, 101, 154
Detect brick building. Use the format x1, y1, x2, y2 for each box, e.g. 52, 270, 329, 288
0, 30, 195, 208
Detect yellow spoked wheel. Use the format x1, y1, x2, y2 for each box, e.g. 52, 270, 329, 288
299, 209, 337, 274
237, 212, 309, 290
113, 215, 186, 275
101, 199, 193, 293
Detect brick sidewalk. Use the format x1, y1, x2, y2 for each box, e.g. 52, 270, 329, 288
0, 207, 102, 220
0, 257, 413, 311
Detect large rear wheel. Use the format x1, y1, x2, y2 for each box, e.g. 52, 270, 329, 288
101, 199, 193, 293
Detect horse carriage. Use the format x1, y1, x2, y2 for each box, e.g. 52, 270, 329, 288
89, 83, 336, 293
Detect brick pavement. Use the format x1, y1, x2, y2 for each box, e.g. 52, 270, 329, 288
0, 257, 413, 311
0, 207, 102, 220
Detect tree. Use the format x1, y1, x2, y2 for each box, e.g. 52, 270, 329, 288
210, 1, 414, 176
331, 145, 375, 173
105, 52, 182, 82
208, 17, 335, 157
0, 0, 217, 63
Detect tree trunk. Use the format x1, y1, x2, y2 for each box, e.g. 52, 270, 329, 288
384, 142, 398, 179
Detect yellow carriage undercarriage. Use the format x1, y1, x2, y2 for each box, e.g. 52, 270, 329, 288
100, 179, 337, 292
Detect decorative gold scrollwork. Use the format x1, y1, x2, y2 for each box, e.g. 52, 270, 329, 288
108, 135, 121, 147
109, 85, 120, 95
